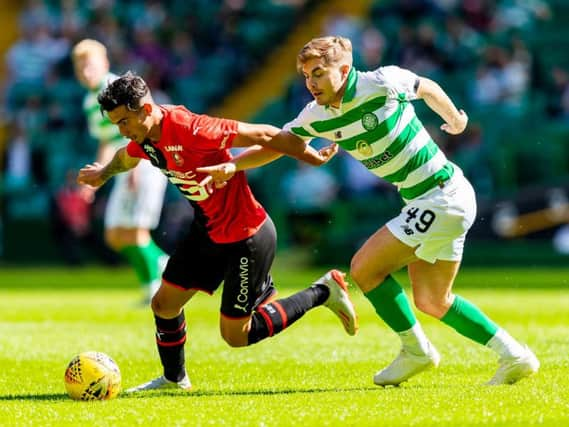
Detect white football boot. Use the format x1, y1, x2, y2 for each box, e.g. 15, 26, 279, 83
486, 345, 539, 385
125, 373, 192, 393
374, 342, 440, 386
316, 269, 359, 336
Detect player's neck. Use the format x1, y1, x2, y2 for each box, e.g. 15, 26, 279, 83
147, 108, 164, 141
328, 80, 348, 109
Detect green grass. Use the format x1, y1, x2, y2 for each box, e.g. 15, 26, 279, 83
1, 264, 568, 426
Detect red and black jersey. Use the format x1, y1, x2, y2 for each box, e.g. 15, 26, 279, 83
126, 105, 267, 243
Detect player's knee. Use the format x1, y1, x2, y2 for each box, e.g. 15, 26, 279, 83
350, 255, 388, 293
219, 318, 249, 347
220, 330, 248, 347
150, 295, 180, 319
104, 230, 122, 250
349, 255, 365, 288
414, 292, 452, 319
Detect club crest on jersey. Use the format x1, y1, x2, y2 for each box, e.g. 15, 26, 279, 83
356, 140, 373, 156
334, 130, 342, 139
173, 152, 184, 167
140, 140, 167, 169
361, 112, 379, 131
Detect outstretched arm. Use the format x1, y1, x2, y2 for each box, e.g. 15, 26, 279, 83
233, 122, 334, 166
197, 141, 338, 187
416, 77, 468, 135
77, 146, 140, 188
196, 145, 282, 187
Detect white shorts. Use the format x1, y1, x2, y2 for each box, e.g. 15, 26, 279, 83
387, 170, 477, 263
104, 159, 168, 230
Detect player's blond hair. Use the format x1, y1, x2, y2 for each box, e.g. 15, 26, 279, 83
71, 39, 107, 61
296, 36, 353, 72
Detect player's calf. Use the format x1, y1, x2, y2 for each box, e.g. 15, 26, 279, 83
247, 282, 329, 344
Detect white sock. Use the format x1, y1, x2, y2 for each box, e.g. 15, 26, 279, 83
398, 322, 431, 355
486, 328, 525, 359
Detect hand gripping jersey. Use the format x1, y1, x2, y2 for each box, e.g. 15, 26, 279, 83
126, 105, 267, 243
284, 66, 457, 202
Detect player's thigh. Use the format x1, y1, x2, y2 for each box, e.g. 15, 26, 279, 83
220, 218, 276, 319
350, 225, 417, 292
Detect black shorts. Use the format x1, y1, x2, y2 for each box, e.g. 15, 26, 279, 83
162, 217, 277, 318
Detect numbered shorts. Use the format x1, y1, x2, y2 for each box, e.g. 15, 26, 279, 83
105, 159, 168, 229
387, 170, 477, 263
162, 217, 277, 318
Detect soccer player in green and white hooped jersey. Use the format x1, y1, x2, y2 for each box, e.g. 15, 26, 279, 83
197, 36, 539, 386
72, 39, 168, 303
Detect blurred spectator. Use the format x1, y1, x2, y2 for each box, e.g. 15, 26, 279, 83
281, 161, 338, 245
399, 20, 445, 78
357, 27, 386, 70
4, 23, 69, 114
440, 15, 483, 71
545, 67, 569, 122
166, 31, 197, 84
3, 124, 32, 193
495, 0, 551, 32
324, 10, 364, 43
50, 169, 109, 265
470, 43, 530, 115
460, 0, 496, 32
553, 224, 569, 255
129, 27, 171, 86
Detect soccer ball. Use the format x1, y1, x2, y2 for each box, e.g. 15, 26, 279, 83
64, 351, 121, 400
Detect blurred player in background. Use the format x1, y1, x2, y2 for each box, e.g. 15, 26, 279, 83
72, 40, 168, 303
77, 72, 356, 392
198, 36, 539, 386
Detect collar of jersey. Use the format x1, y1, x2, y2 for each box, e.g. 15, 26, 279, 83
325, 67, 357, 110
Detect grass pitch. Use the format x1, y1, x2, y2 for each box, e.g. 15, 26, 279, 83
0, 263, 568, 426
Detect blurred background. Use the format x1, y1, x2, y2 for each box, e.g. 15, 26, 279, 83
0, 0, 567, 268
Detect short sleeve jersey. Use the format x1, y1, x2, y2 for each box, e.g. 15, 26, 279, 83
126, 105, 267, 243
283, 66, 457, 201
83, 73, 128, 148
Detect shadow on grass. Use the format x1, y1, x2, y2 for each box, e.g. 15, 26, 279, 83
120, 386, 381, 399
0, 386, 380, 401
0, 393, 69, 401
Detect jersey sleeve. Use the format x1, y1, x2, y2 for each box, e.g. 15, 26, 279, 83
372, 65, 420, 101
187, 114, 239, 151
126, 141, 148, 159
283, 104, 316, 143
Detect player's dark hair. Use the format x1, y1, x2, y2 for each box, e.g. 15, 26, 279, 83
97, 71, 149, 113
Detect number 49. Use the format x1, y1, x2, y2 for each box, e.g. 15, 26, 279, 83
405, 207, 436, 233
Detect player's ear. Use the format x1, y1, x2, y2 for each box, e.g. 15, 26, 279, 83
142, 103, 153, 115
340, 64, 350, 79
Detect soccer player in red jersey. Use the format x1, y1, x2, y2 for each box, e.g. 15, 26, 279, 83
77, 72, 358, 392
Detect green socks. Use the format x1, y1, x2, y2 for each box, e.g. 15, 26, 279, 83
441, 295, 498, 345
364, 277, 500, 348
364, 275, 417, 332
120, 240, 167, 287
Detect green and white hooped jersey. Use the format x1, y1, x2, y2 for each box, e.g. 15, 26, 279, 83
283, 66, 456, 202
83, 72, 128, 148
